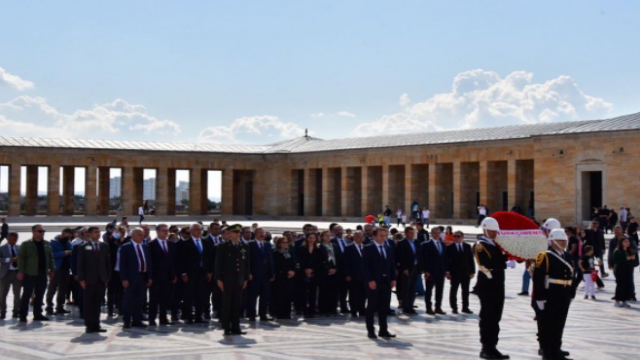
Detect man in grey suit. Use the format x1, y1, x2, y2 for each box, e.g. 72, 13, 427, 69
0, 232, 21, 319
78, 226, 111, 333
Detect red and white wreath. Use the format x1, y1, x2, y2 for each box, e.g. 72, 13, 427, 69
492, 211, 548, 261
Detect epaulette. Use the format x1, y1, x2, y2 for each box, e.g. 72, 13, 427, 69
535, 252, 549, 272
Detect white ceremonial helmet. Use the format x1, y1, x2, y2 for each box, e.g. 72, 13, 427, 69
481, 217, 500, 232
543, 218, 562, 231
548, 228, 568, 241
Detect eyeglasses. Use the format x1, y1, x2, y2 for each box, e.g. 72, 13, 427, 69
36, 230, 46, 234
454, 235, 462, 238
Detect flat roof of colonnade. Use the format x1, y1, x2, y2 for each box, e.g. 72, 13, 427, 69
1, 112, 639, 154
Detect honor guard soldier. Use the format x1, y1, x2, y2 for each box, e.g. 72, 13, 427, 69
214, 224, 250, 336
533, 229, 574, 360
474, 217, 510, 360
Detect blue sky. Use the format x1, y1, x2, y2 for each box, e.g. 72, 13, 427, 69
1, 1, 639, 146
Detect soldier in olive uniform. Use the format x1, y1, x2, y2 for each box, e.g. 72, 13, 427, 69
215, 224, 250, 336
533, 229, 574, 360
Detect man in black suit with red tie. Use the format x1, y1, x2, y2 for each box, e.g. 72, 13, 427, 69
362, 227, 397, 339
178, 223, 214, 324
148, 224, 176, 326
446, 230, 475, 314
396, 226, 420, 314
345, 230, 366, 318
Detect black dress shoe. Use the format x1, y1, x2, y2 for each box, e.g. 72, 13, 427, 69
247, 317, 256, 322
517, 291, 529, 296
378, 332, 396, 338
160, 319, 171, 325
260, 316, 274, 321
204, 313, 211, 320
132, 322, 148, 328
479, 350, 497, 359
367, 332, 378, 339
426, 309, 435, 315
224, 329, 232, 336
387, 309, 396, 316
561, 350, 570, 356
123, 323, 131, 329
231, 330, 247, 335
56, 309, 71, 314
451, 309, 459, 314
435, 308, 446, 315
0, 313, 5, 320
148, 320, 157, 326
462, 308, 474, 314
33, 315, 50, 321
492, 349, 509, 359
402, 309, 417, 315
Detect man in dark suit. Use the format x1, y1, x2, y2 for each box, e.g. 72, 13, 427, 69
77, 226, 111, 333
178, 223, 214, 323
148, 224, 176, 326
247, 227, 275, 321
415, 222, 430, 244
206, 222, 224, 318
331, 224, 350, 314
396, 226, 420, 314
362, 227, 397, 339
420, 227, 448, 315
446, 230, 475, 314
345, 230, 366, 318
70, 228, 88, 318
120, 228, 153, 329
215, 224, 250, 336
0, 218, 8, 245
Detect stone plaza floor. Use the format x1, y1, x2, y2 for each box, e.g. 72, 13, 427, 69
0, 261, 638, 360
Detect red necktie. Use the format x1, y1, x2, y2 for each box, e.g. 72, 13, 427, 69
162, 241, 168, 255
137, 244, 146, 272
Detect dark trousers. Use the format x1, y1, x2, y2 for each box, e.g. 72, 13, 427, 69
122, 273, 147, 324
171, 280, 184, 318
149, 278, 173, 322
212, 282, 222, 316
107, 272, 123, 315
20, 274, 47, 319
84, 282, 106, 330
183, 271, 208, 321
247, 277, 271, 318
425, 275, 445, 310
274, 277, 293, 318
449, 275, 470, 310
75, 280, 85, 317
338, 274, 349, 312
46, 269, 70, 312
537, 294, 571, 358
349, 279, 366, 317
399, 268, 419, 312
318, 274, 339, 314
478, 282, 505, 349
302, 278, 318, 315
221, 282, 243, 331
366, 281, 391, 333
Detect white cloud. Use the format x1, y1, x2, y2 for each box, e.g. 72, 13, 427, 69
399, 93, 410, 107
310, 112, 325, 118
354, 69, 613, 136
0, 66, 34, 90
199, 115, 306, 143
0, 96, 180, 138
336, 111, 356, 118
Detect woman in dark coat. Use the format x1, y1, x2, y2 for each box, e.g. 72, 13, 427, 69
613, 237, 636, 308
273, 236, 296, 319
296, 233, 322, 318
318, 230, 339, 316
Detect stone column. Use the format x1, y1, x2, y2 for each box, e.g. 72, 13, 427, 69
155, 167, 169, 216
507, 159, 517, 210
47, 164, 60, 216
121, 166, 135, 216
62, 166, 75, 215
341, 167, 355, 217
321, 167, 331, 217
453, 161, 463, 219
8, 164, 21, 216
97, 167, 110, 215
220, 168, 233, 216
85, 165, 98, 215
382, 164, 390, 210
361, 166, 369, 216
428, 163, 438, 218
189, 167, 203, 215
479, 160, 489, 210
405, 163, 415, 217
25, 165, 39, 216
304, 168, 317, 216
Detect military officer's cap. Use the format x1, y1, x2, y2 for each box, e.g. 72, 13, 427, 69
227, 224, 243, 233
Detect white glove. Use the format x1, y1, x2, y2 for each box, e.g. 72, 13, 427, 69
506, 260, 516, 269
536, 301, 545, 310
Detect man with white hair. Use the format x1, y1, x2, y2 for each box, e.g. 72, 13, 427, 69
119, 228, 153, 329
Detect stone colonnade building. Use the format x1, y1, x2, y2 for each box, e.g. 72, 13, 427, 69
2, 112, 639, 225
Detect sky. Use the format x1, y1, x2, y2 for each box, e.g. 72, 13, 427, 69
1, 1, 639, 195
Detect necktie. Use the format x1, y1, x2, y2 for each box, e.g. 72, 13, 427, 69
379, 245, 386, 259
436, 241, 441, 255
458, 244, 462, 252
10, 246, 16, 266
94, 243, 100, 254
196, 239, 202, 254
162, 241, 168, 255
136, 244, 146, 272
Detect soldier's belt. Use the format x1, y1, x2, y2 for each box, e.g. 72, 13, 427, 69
547, 278, 572, 287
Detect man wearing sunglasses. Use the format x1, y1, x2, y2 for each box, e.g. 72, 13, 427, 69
446, 231, 475, 315
17, 224, 55, 323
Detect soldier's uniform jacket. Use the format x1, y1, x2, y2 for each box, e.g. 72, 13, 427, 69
532, 249, 575, 301
214, 240, 250, 287
473, 237, 508, 289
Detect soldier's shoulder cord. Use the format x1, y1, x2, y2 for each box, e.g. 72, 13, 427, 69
535, 252, 549, 272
